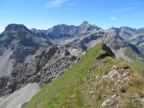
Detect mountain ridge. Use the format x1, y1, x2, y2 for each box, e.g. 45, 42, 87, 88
32, 21, 100, 39
23, 43, 144, 108
0, 24, 52, 77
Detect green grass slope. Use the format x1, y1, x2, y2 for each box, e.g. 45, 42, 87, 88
23, 43, 144, 108
125, 48, 144, 75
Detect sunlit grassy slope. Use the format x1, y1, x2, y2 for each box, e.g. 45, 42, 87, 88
23, 43, 144, 108
125, 49, 144, 75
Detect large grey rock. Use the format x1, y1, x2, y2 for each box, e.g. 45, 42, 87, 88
101, 95, 119, 108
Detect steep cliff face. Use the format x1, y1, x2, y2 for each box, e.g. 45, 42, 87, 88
0, 24, 52, 77
23, 43, 144, 108
103, 29, 142, 63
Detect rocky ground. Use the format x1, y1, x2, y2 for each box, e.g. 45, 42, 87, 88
0, 45, 77, 108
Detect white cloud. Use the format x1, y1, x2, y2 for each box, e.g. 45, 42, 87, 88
45, 0, 68, 8
111, 17, 117, 21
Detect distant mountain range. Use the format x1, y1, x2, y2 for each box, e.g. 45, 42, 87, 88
31, 22, 144, 55
0, 22, 143, 77
112, 27, 144, 54
31, 21, 100, 40
0, 22, 144, 108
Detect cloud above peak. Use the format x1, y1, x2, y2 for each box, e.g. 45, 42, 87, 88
45, 0, 68, 8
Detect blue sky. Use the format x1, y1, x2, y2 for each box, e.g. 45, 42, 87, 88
0, 0, 144, 32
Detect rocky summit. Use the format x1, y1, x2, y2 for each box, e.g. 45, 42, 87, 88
0, 24, 52, 77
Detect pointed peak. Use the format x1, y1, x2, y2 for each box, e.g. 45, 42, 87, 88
82, 21, 89, 24
80, 21, 90, 27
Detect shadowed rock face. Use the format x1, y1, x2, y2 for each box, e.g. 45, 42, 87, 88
112, 27, 144, 54
96, 44, 115, 60
104, 29, 141, 54
1, 24, 52, 59
0, 45, 77, 97
0, 24, 52, 76
104, 29, 128, 50
31, 29, 50, 40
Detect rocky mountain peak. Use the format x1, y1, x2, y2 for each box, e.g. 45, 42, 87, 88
80, 21, 90, 27
120, 26, 136, 31
0, 24, 52, 77
104, 29, 128, 50
2, 24, 33, 39
107, 29, 119, 38
31, 28, 37, 32
5, 24, 29, 32
82, 21, 89, 24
